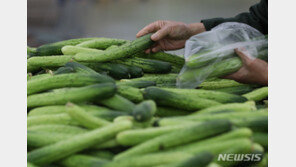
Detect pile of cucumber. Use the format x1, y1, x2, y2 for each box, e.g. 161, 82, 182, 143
27, 35, 268, 167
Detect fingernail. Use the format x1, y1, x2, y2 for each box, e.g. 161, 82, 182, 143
151, 34, 158, 40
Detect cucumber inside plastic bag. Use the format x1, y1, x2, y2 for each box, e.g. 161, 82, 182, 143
176, 22, 268, 88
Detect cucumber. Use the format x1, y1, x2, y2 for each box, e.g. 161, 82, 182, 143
28, 131, 73, 148
27, 55, 73, 72
27, 113, 77, 127
28, 124, 87, 134
27, 162, 38, 167
232, 116, 268, 132
93, 139, 119, 149
173, 152, 213, 167
82, 62, 132, 79
112, 57, 172, 73
167, 128, 252, 153
58, 154, 109, 167
243, 87, 268, 101
66, 103, 110, 129
192, 101, 257, 115
54, 66, 75, 74
116, 124, 193, 146
76, 38, 127, 49
199, 78, 244, 89
132, 100, 156, 122
156, 107, 191, 117
61, 45, 103, 55
121, 73, 178, 87
162, 88, 247, 103
143, 87, 221, 111
116, 80, 156, 88
97, 94, 136, 112
117, 86, 144, 103
27, 73, 114, 95
27, 120, 132, 165
213, 85, 255, 95
35, 38, 97, 56
27, 83, 116, 108
64, 62, 98, 74
177, 57, 243, 88
28, 46, 37, 56
124, 65, 144, 78
136, 52, 185, 67
114, 120, 231, 160
253, 132, 268, 149
105, 152, 193, 167
74, 34, 154, 62
28, 105, 68, 116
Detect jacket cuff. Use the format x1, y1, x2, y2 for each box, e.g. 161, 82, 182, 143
201, 18, 226, 31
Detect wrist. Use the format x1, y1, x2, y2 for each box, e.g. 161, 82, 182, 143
188, 23, 206, 36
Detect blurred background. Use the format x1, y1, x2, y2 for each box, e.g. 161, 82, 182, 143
28, 0, 258, 54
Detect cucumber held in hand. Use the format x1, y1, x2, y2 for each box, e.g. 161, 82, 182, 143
76, 38, 128, 49
136, 52, 185, 67
74, 34, 154, 62
143, 87, 221, 111
132, 100, 156, 122
27, 73, 114, 95
27, 83, 116, 108
35, 38, 97, 56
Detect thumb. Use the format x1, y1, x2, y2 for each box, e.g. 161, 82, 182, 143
235, 48, 252, 64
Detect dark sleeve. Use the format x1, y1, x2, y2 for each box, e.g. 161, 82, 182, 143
201, 0, 268, 34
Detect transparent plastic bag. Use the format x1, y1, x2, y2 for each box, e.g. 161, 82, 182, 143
176, 22, 268, 88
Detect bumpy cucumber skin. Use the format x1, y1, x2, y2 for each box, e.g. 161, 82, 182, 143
61, 45, 103, 55
77, 38, 127, 49
58, 154, 109, 167
214, 85, 256, 95
117, 80, 156, 88
156, 107, 191, 117
27, 83, 116, 108
143, 87, 221, 111
74, 34, 154, 62
162, 88, 248, 103
27, 73, 114, 95
136, 52, 185, 67
175, 152, 213, 167
27, 121, 132, 165
132, 100, 156, 122
27, 55, 74, 72
117, 86, 143, 103
113, 57, 172, 74
121, 74, 178, 87
35, 38, 97, 56
243, 87, 268, 101
98, 94, 136, 112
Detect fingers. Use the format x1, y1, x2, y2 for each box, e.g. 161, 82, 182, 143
235, 48, 252, 65
151, 26, 172, 41
136, 21, 163, 38
145, 44, 162, 54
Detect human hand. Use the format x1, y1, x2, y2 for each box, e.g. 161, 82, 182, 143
136, 20, 206, 53
224, 48, 268, 85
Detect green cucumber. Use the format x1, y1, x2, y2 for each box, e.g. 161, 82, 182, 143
143, 87, 221, 111
121, 74, 178, 87
66, 103, 110, 129
112, 57, 172, 73
156, 107, 191, 117
28, 131, 73, 148
124, 65, 144, 78
28, 46, 37, 56
27, 113, 77, 127
97, 94, 136, 112
116, 124, 193, 146
199, 78, 244, 89
116, 80, 156, 88
27, 162, 38, 167
27, 73, 114, 95
232, 116, 268, 132
132, 100, 156, 122
27, 120, 132, 165
167, 128, 252, 153
86, 150, 114, 160
54, 66, 75, 74
243, 87, 268, 101
28, 105, 68, 116
74, 34, 154, 62
117, 86, 144, 103
27, 55, 73, 72
114, 120, 231, 160
61, 45, 103, 55
64, 62, 98, 74
58, 154, 109, 167
192, 101, 257, 115
213, 85, 255, 95
177, 57, 243, 88
162, 88, 247, 103
136, 52, 185, 67
27, 83, 116, 108
35, 38, 97, 56
93, 139, 119, 149
173, 152, 214, 167
105, 152, 193, 167
77, 38, 127, 49
27, 124, 87, 134
82, 62, 132, 79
